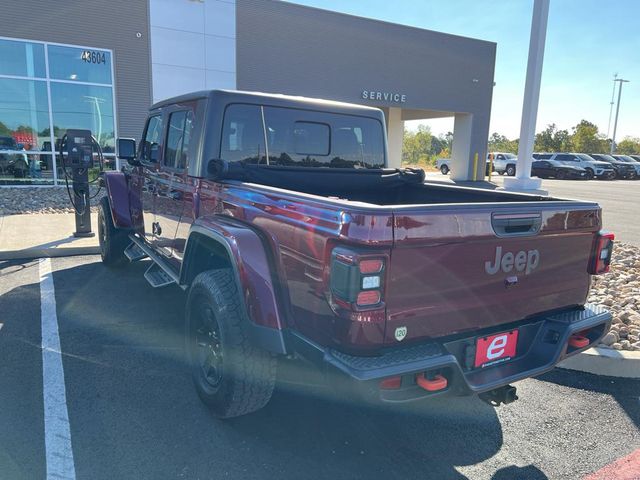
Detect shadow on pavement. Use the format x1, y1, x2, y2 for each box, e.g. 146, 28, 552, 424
0, 257, 553, 479
538, 368, 640, 432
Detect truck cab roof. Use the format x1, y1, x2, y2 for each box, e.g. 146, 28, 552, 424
150, 89, 384, 120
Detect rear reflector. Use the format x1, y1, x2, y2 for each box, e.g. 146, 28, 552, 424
359, 259, 383, 274
379, 376, 402, 390
356, 290, 381, 306
416, 373, 448, 392
569, 334, 590, 349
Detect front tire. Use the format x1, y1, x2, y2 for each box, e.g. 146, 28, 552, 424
440, 164, 449, 175
98, 196, 129, 266
585, 169, 594, 180
506, 165, 516, 176
186, 269, 277, 418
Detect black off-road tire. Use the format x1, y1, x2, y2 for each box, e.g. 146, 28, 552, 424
506, 164, 516, 176
440, 164, 449, 175
98, 196, 129, 267
186, 269, 277, 418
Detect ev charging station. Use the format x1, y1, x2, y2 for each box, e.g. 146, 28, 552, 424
59, 129, 104, 238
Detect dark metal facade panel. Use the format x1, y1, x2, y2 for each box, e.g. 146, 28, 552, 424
2, 0, 151, 141
236, 0, 496, 117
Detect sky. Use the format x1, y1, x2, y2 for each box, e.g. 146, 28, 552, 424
289, 0, 639, 140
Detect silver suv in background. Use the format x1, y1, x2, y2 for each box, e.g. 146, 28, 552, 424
488, 152, 518, 176
533, 153, 615, 180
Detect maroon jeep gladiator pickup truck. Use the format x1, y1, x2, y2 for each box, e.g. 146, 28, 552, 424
100, 90, 613, 418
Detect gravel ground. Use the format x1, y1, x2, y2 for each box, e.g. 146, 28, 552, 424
0, 186, 106, 215
589, 242, 640, 351
1, 187, 637, 350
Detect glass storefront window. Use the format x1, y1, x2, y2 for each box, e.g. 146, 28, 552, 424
48, 45, 112, 84
0, 38, 116, 185
0, 39, 46, 78
0, 78, 50, 151
50, 83, 115, 152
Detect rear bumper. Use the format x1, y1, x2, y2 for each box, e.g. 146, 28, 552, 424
296, 304, 611, 403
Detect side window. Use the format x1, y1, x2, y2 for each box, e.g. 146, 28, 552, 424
140, 115, 163, 163
220, 104, 266, 164
164, 110, 195, 170
497, 154, 505, 160
555, 154, 571, 161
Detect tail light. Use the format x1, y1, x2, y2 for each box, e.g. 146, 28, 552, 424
589, 231, 614, 275
330, 247, 385, 310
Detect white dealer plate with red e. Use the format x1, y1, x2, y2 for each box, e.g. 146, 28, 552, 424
474, 329, 519, 368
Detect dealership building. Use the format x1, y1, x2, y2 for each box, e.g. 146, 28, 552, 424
1, 0, 496, 185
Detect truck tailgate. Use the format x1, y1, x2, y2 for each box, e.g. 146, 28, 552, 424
385, 202, 600, 344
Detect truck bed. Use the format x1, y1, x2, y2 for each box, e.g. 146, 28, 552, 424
211, 164, 600, 351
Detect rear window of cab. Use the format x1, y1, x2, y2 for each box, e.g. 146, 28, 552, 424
220, 104, 385, 169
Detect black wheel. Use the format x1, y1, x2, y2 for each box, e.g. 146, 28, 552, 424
556, 171, 566, 180
98, 196, 129, 266
629, 171, 637, 180
440, 164, 449, 175
498, 171, 505, 175
186, 269, 277, 418
506, 165, 516, 176
585, 169, 594, 180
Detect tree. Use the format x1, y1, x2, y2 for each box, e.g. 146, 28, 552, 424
488, 132, 518, 153
616, 137, 640, 155
0, 121, 11, 137
534, 123, 572, 152
402, 125, 432, 165
571, 120, 608, 154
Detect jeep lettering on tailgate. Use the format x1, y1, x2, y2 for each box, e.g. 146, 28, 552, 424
485, 246, 540, 275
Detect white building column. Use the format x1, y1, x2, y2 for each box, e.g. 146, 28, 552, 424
450, 113, 473, 181
503, 0, 549, 192
385, 107, 403, 169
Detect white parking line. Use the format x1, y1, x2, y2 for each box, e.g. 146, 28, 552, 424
39, 258, 76, 480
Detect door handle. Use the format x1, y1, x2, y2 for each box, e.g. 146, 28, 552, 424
491, 213, 542, 237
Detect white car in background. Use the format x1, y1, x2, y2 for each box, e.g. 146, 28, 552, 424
436, 157, 493, 176
488, 152, 518, 176
436, 158, 451, 174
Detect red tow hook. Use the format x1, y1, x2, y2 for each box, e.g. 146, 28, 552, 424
568, 334, 590, 349
416, 373, 448, 392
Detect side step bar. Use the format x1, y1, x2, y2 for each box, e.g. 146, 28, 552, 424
128, 234, 182, 289
124, 242, 148, 262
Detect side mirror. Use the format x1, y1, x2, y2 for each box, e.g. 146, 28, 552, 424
117, 138, 138, 166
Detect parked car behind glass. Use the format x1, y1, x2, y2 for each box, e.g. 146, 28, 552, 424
0, 136, 29, 178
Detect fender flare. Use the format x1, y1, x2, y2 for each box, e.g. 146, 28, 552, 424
103, 171, 134, 229
181, 218, 288, 354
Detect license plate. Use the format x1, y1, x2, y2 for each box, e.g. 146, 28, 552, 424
474, 329, 519, 368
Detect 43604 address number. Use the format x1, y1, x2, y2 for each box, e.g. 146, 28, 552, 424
81, 50, 106, 64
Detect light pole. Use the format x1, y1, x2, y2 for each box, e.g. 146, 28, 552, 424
606, 73, 617, 138
610, 78, 629, 154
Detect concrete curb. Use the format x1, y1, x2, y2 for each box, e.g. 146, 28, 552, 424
557, 346, 640, 378
0, 246, 100, 261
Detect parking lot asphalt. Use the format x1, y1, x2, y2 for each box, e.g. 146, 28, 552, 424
425, 172, 640, 247
1, 255, 639, 480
